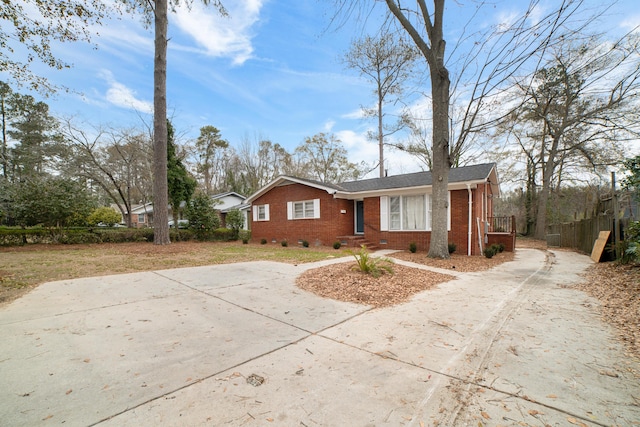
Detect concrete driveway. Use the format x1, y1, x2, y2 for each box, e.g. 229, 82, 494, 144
1, 249, 638, 426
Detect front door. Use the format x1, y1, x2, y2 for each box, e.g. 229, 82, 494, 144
355, 200, 364, 234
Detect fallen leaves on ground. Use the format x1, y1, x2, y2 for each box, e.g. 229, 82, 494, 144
298, 245, 523, 307
390, 250, 514, 272
296, 261, 455, 308
576, 262, 640, 360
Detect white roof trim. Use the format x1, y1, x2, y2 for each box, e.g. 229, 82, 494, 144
333, 178, 496, 199
247, 167, 500, 204
245, 176, 338, 204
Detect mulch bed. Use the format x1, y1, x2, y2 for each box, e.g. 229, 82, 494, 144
296, 261, 454, 308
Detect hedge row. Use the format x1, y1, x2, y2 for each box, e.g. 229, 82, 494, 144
0, 227, 245, 246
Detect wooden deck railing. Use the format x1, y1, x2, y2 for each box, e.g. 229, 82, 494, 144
487, 216, 516, 234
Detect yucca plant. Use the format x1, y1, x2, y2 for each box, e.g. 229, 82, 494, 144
348, 245, 394, 278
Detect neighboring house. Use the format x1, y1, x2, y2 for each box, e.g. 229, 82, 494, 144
211, 192, 250, 230
125, 203, 154, 228
122, 193, 250, 230
245, 163, 515, 255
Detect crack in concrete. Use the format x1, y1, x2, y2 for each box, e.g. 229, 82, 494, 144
90, 269, 376, 426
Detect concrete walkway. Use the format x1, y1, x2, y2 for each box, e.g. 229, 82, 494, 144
1, 249, 638, 426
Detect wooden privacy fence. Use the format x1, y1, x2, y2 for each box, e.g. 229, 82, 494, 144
547, 214, 630, 255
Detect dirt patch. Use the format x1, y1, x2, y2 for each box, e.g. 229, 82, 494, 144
297, 249, 518, 308
296, 261, 455, 308
390, 250, 514, 272
516, 236, 548, 250
576, 262, 640, 359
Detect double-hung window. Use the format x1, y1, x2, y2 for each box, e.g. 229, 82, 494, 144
382, 193, 448, 231
288, 199, 320, 220
252, 204, 270, 221
403, 195, 426, 230
389, 195, 425, 230
389, 197, 401, 230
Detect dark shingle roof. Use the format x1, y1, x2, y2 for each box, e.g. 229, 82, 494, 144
285, 176, 345, 192
338, 163, 496, 192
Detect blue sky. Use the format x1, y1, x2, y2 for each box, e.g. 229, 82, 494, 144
15, 0, 640, 178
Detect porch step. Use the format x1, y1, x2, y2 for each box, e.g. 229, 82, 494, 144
336, 235, 379, 251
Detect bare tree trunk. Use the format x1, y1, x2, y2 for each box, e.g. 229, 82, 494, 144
534, 169, 551, 240
377, 81, 384, 177
525, 158, 536, 236
428, 59, 451, 258
1, 95, 6, 178
534, 136, 559, 240
153, 0, 170, 245
204, 160, 211, 195
383, 0, 451, 258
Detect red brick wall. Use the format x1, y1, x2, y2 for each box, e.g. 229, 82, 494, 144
487, 233, 516, 252
250, 183, 354, 246
361, 189, 480, 254
250, 183, 508, 254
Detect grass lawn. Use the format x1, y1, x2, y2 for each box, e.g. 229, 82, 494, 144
0, 241, 346, 304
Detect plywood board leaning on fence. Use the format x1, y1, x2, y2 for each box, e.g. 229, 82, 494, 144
590, 230, 611, 262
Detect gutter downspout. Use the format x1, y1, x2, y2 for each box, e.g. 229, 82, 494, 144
467, 184, 472, 256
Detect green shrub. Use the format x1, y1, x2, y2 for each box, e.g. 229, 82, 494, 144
333, 241, 342, 250
96, 228, 154, 243
281, 240, 288, 247
260, 238, 267, 245
615, 240, 635, 264
448, 242, 457, 254
409, 242, 417, 253
212, 228, 235, 241
617, 221, 640, 264
0, 227, 49, 246
302, 240, 309, 248
349, 245, 394, 278
185, 192, 220, 240
170, 229, 195, 242
58, 231, 102, 244
496, 243, 505, 253
87, 206, 121, 227
225, 209, 244, 240
483, 246, 497, 259
239, 230, 251, 244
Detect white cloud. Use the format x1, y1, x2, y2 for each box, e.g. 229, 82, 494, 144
621, 14, 640, 32
336, 129, 367, 150
323, 120, 335, 132
526, 3, 546, 28
173, 0, 264, 65
493, 2, 546, 32
495, 10, 520, 32
341, 108, 365, 120
336, 129, 424, 178
100, 70, 153, 114
97, 23, 153, 54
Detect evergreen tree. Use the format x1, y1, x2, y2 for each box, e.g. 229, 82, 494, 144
167, 120, 196, 225
185, 191, 220, 240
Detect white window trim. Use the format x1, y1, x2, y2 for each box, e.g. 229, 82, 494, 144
447, 191, 451, 231
252, 204, 270, 222
379, 192, 451, 232
380, 196, 389, 231
287, 199, 320, 220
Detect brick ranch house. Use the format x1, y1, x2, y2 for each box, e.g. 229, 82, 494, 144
245, 162, 515, 255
